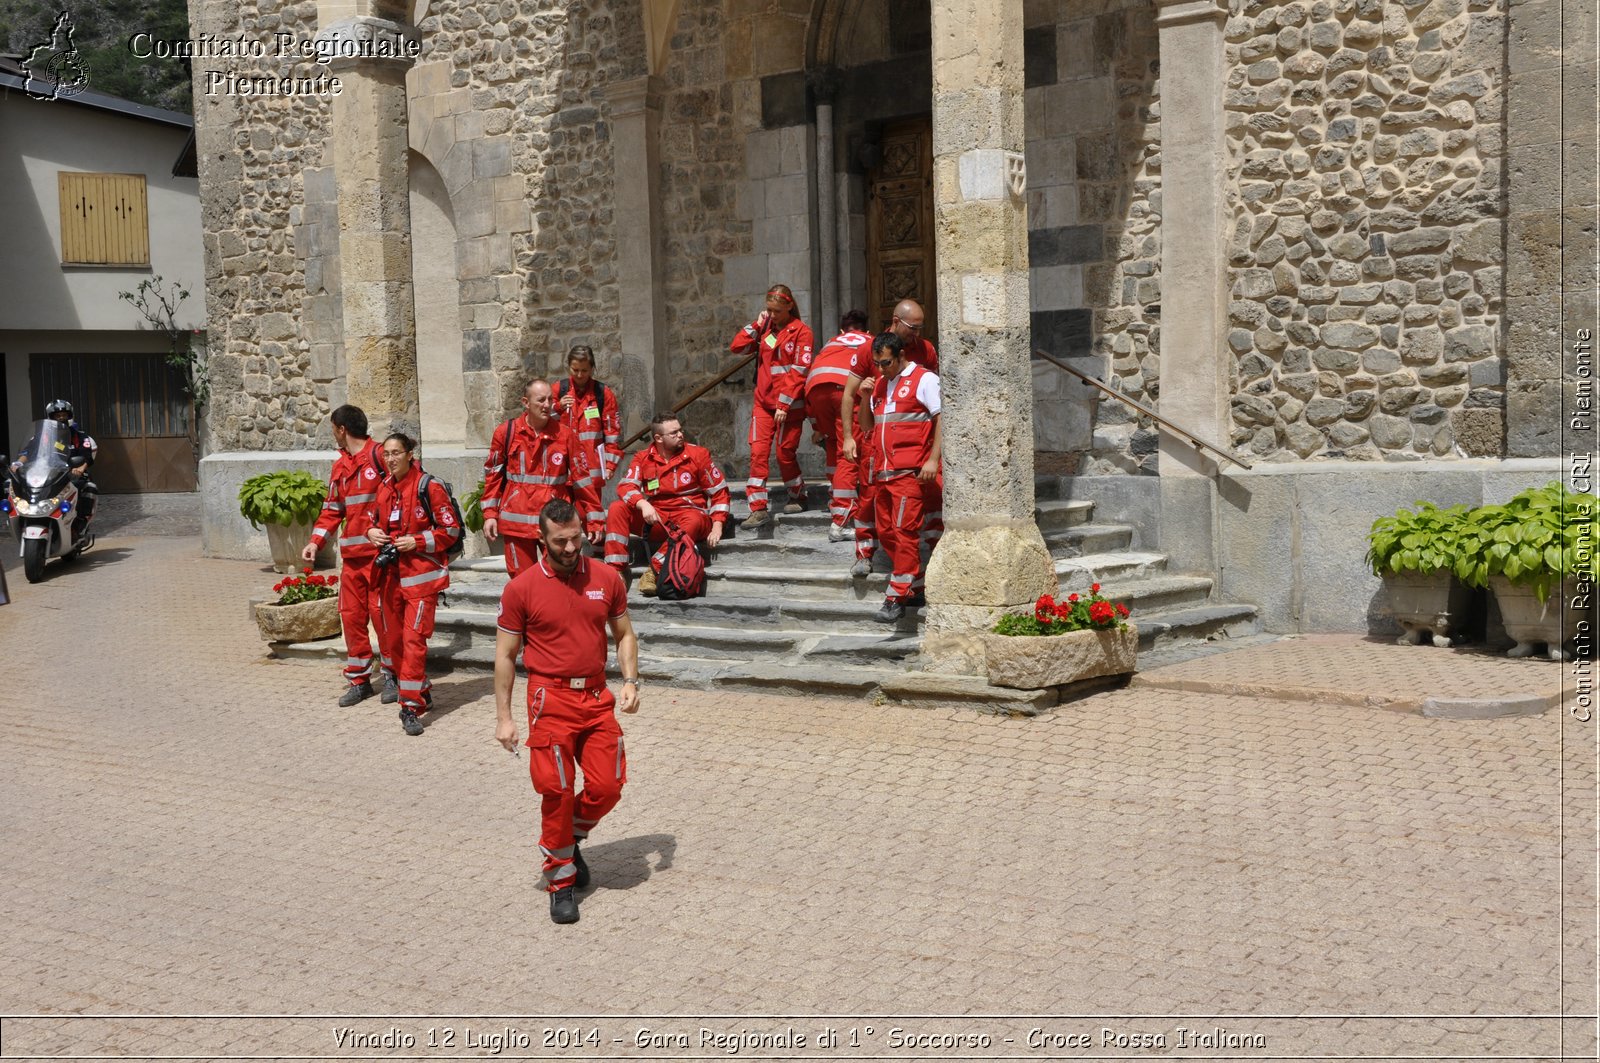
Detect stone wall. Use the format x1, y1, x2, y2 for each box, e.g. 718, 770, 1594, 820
192, 0, 333, 452
1024, 0, 1162, 473
1223, 0, 1507, 462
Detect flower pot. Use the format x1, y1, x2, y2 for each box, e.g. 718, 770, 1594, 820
981, 625, 1139, 690
255, 595, 341, 643
1488, 576, 1588, 661
265, 520, 315, 574
1383, 571, 1474, 647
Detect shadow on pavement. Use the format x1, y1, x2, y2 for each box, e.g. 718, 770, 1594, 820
582, 832, 677, 893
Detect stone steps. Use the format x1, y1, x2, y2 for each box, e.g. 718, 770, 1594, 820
275, 476, 1260, 711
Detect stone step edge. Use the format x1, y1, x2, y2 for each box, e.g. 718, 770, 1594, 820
1128, 667, 1559, 717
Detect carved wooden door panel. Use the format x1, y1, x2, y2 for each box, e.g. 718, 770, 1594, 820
866, 115, 937, 342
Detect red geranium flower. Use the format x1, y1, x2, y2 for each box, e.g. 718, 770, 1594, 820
1068, 593, 1079, 603
1116, 602, 1130, 617
1091, 582, 1101, 594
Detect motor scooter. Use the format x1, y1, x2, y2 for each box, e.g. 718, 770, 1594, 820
3, 420, 95, 583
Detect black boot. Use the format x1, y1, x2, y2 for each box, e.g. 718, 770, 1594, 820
572, 841, 590, 890
338, 681, 374, 707
549, 886, 579, 924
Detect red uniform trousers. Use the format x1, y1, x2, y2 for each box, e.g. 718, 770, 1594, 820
337, 557, 381, 686
525, 682, 626, 892
806, 384, 860, 528
745, 404, 805, 512
373, 576, 436, 712
603, 502, 713, 574
853, 440, 879, 563
874, 474, 945, 601
503, 535, 543, 579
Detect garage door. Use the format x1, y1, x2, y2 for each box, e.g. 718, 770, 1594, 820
29, 352, 197, 493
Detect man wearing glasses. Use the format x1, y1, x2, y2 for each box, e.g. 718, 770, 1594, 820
889, 299, 939, 373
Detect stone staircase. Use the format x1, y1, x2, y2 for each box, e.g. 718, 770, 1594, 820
298, 477, 1261, 711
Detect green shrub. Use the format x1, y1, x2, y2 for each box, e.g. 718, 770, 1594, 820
1365, 501, 1472, 577
461, 478, 486, 533
238, 470, 328, 529
1454, 481, 1600, 602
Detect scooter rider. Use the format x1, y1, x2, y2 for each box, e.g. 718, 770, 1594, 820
44, 400, 97, 539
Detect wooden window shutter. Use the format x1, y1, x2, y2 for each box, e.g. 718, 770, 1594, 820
58, 172, 150, 266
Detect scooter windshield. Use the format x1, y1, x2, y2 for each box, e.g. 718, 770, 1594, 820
12, 420, 73, 493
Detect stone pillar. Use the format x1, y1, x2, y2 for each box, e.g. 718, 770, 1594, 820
920, 0, 1057, 674
602, 75, 670, 433
812, 70, 840, 338
1153, 0, 1229, 575
319, 12, 420, 441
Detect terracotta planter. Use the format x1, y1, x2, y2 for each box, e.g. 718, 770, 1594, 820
1489, 576, 1588, 661
981, 625, 1138, 690
255, 595, 341, 643
1382, 571, 1474, 647
265, 520, 315, 574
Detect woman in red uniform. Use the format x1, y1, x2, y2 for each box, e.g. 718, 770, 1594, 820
367, 433, 461, 736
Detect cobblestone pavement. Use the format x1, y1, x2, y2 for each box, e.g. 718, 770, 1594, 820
0, 534, 1593, 1060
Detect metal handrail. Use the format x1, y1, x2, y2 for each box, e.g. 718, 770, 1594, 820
1034, 348, 1252, 471
620, 352, 757, 450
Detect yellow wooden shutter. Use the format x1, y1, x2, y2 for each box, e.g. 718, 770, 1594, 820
58, 172, 149, 266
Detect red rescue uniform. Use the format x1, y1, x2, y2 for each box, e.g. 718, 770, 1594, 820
901, 335, 939, 374
498, 555, 629, 892
309, 438, 386, 686
371, 466, 461, 714
482, 416, 600, 578
804, 329, 874, 528
604, 443, 730, 575
869, 363, 943, 603
556, 377, 623, 492
731, 315, 813, 512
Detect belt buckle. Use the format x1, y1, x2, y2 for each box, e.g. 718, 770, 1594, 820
567, 677, 585, 690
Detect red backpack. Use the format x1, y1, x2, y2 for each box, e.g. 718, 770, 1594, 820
656, 524, 706, 600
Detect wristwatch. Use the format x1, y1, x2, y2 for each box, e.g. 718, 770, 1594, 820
621, 678, 640, 687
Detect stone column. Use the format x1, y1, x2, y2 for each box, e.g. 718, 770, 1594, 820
811, 70, 841, 337
319, 12, 421, 441
602, 75, 670, 432
1153, 0, 1229, 575
920, 0, 1057, 674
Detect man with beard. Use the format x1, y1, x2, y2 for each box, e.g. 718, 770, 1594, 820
495, 499, 640, 924
603, 413, 729, 596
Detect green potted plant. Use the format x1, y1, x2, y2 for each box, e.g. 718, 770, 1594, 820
238, 470, 328, 573
1365, 501, 1474, 647
457, 478, 503, 560
1454, 482, 1597, 661
981, 583, 1137, 689
255, 568, 342, 643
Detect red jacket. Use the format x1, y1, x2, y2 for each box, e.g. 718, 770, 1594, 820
730, 316, 814, 411
556, 377, 623, 485
373, 465, 460, 599
870, 364, 940, 480
804, 329, 874, 395
616, 443, 731, 524
482, 416, 602, 534
309, 438, 384, 561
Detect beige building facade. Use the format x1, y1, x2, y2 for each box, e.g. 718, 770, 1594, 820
189, 0, 1595, 638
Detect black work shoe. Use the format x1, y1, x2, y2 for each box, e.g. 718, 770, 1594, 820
549, 886, 579, 924
573, 842, 591, 890
399, 708, 425, 736
380, 672, 399, 704
905, 593, 927, 608
875, 600, 905, 623
338, 681, 374, 707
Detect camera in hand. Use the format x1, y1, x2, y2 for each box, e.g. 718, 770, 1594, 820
374, 542, 400, 568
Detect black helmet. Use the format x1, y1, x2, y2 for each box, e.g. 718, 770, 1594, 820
44, 399, 73, 420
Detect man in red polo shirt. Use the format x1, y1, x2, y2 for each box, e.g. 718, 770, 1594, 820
495, 498, 640, 925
